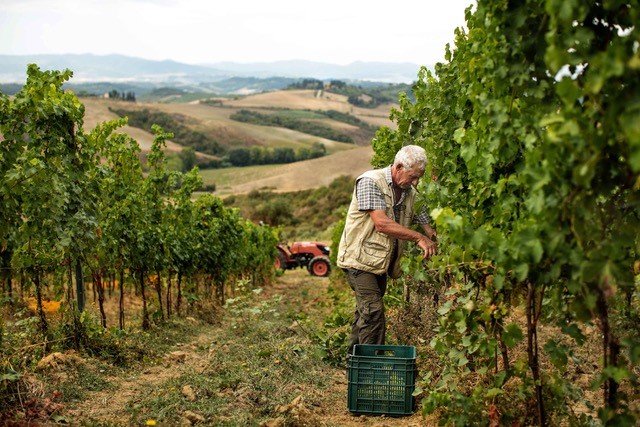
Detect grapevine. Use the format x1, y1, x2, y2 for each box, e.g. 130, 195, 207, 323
371, 1, 639, 424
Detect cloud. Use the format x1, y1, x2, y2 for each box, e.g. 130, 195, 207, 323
0, 0, 473, 64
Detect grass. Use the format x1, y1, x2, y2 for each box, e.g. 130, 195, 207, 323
83, 100, 356, 158
82, 96, 380, 194
3, 269, 430, 425
196, 145, 372, 196
0, 293, 221, 425
109, 107, 224, 155
50, 363, 114, 403
199, 164, 282, 189
264, 109, 326, 120
124, 278, 335, 426
233, 122, 354, 153
152, 93, 218, 104
1, 286, 215, 370
222, 89, 395, 129
223, 175, 353, 241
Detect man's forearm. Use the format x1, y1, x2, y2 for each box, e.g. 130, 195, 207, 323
373, 214, 427, 243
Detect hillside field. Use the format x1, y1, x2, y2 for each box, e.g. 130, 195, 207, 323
199, 146, 372, 195
81, 89, 389, 194
221, 89, 395, 128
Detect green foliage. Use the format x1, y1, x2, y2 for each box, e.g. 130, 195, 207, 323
225, 175, 353, 240
370, 0, 640, 424
148, 87, 187, 98
178, 147, 197, 172
230, 109, 354, 143
0, 65, 279, 420
123, 280, 332, 426
329, 216, 346, 267
327, 82, 413, 108
287, 78, 324, 90
297, 282, 353, 365
225, 143, 326, 167
107, 90, 136, 102
320, 109, 376, 130
233, 107, 374, 132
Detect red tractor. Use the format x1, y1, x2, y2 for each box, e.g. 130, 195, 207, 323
275, 241, 331, 277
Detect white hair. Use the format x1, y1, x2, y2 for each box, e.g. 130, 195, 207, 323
393, 145, 427, 171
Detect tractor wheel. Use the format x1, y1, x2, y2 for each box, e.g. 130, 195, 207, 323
309, 256, 331, 277
275, 252, 287, 271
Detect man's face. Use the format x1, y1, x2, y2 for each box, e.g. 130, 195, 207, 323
393, 163, 425, 189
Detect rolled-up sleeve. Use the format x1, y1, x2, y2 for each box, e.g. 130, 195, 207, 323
355, 178, 386, 211
413, 204, 431, 225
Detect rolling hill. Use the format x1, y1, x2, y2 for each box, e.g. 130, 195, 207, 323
80, 86, 395, 194
199, 146, 373, 195
220, 89, 395, 128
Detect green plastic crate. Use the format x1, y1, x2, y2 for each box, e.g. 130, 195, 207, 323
347, 344, 417, 416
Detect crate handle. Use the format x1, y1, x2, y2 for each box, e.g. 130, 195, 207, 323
374, 349, 396, 356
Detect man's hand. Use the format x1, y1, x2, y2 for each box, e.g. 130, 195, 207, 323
421, 224, 437, 241
417, 237, 437, 259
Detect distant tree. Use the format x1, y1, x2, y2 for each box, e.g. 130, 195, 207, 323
178, 147, 196, 172
261, 148, 274, 164
249, 146, 265, 165
256, 199, 293, 225
227, 147, 251, 166
304, 79, 323, 89
296, 147, 311, 161
287, 78, 324, 90
125, 91, 136, 102
310, 142, 326, 158
273, 147, 295, 163
110, 107, 223, 155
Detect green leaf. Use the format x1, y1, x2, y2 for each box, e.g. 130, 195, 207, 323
455, 318, 468, 333
0, 371, 21, 381
539, 113, 564, 127
602, 366, 630, 383
556, 78, 582, 105
485, 388, 504, 398
530, 239, 543, 263
52, 415, 69, 423
561, 323, 586, 345
514, 263, 529, 281
494, 370, 508, 387
622, 338, 640, 364
438, 300, 453, 316
503, 323, 524, 348
544, 340, 569, 369
453, 127, 466, 144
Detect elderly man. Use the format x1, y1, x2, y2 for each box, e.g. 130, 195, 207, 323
337, 145, 436, 353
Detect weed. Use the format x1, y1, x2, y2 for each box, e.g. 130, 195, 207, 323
124, 276, 333, 425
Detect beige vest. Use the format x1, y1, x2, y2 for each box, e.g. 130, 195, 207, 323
337, 168, 416, 278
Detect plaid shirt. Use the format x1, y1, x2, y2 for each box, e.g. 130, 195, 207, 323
356, 166, 430, 225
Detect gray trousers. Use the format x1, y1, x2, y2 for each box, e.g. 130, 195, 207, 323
344, 268, 387, 355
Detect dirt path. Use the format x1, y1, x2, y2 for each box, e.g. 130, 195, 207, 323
66, 270, 428, 426
66, 328, 217, 422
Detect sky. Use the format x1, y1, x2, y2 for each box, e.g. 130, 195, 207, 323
0, 0, 473, 65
